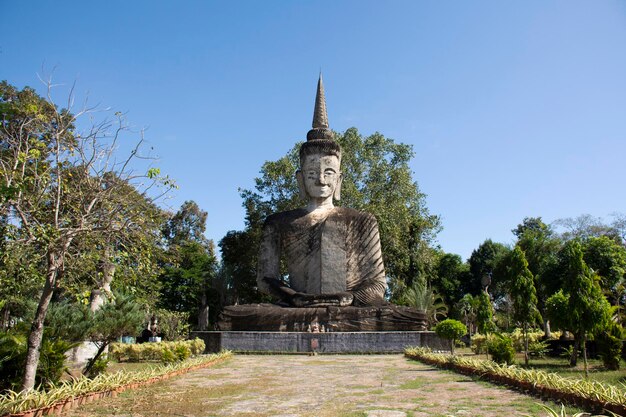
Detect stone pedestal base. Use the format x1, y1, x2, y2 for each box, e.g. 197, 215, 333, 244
190, 331, 447, 353
217, 304, 428, 332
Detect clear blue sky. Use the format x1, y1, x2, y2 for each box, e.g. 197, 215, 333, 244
2, 1, 625, 260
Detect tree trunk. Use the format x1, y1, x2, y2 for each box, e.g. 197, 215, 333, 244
523, 322, 529, 366
198, 290, 209, 331
21, 252, 59, 391
450, 339, 455, 355
570, 333, 580, 367
83, 341, 109, 376
582, 332, 588, 378
90, 247, 116, 312
1, 305, 10, 330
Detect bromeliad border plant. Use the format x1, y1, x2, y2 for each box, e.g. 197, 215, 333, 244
405, 347, 626, 416
0, 350, 231, 417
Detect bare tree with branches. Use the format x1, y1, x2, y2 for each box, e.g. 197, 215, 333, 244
0, 77, 174, 391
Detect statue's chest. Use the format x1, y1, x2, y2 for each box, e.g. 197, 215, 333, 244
280, 215, 348, 294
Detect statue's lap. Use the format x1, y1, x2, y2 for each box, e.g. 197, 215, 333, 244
218, 304, 427, 332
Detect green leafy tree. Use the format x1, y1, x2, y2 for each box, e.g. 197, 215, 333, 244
431, 252, 469, 314
434, 319, 467, 355
162, 200, 210, 246
224, 128, 441, 304
545, 241, 611, 370
159, 201, 219, 329
504, 246, 541, 365
596, 321, 625, 370
475, 291, 495, 335
465, 239, 510, 301
398, 279, 448, 327
454, 294, 478, 336
512, 217, 551, 238
83, 292, 144, 376
0, 243, 43, 330
0, 80, 173, 391
487, 334, 515, 365
582, 236, 626, 306
514, 217, 561, 338
158, 241, 218, 328
219, 230, 263, 305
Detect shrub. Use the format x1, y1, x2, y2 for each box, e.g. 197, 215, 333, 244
37, 339, 74, 385
488, 334, 515, 365
528, 340, 549, 358
597, 321, 625, 370
190, 338, 206, 355
161, 348, 177, 364
174, 343, 191, 361
85, 355, 109, 378
152, 309, 191, 341
435, 319, 467, 355
470, 333, 494, 354
0, 332, 75, 390
110, 339, 205, 362
508, 328, 544, 352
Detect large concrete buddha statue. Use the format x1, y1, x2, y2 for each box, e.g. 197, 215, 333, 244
218, 76, 425, 332
257, 75, 387, 308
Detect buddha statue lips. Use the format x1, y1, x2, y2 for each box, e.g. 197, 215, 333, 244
256, 74, 388, 307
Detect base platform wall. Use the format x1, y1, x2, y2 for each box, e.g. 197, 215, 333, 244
190, 331, 447, 354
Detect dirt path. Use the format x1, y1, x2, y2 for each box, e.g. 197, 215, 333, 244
65, 354, 582, 417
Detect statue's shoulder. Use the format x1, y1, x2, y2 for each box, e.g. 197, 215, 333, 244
264, 208, 309, 226
331, 207, 378, 224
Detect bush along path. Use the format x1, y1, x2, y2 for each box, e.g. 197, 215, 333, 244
0, 351, 232, 417
405, 347, 625, 416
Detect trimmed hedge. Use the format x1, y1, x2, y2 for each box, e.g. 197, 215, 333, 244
109, 339, 205, 362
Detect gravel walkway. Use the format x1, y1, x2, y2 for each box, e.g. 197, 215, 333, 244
65, 354, 581, 417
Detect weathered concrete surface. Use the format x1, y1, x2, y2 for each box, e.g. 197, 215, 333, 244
192, 331, 446, 353
217, 304, 428, 332
64, 355, 578, 417
255, 76, 388, 308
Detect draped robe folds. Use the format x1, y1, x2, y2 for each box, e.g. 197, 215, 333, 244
257, 207, 387, 306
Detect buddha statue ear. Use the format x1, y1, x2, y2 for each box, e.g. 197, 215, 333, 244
334, 173, 343, 201
296, 170, 307, 200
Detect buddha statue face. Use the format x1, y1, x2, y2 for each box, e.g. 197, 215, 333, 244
296, 153, 342, 203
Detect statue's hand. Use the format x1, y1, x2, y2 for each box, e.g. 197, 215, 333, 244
291, 291, 354, 307
291, 292, 316, 307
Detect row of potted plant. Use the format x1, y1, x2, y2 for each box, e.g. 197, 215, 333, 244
405, 347, 625, 416
0, 350, 232, 417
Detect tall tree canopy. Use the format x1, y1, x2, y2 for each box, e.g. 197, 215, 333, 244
513, 217, 561, 336
220, 128, 441, 303
464, 239, 510, 300
0, 80, 172, 390
158, 201, 219, 329
546, 240, 611, 366
505, 246, 540, 364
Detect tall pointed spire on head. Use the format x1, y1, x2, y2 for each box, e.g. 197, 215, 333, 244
307, 72, 334, 141
312, 72, 329, 129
